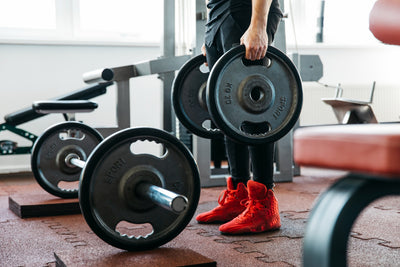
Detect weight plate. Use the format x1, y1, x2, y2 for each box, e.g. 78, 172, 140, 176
79, 127, 200, 251
31, 122, 103, 198
172, 54, 222, 139
207, 45, 303, 145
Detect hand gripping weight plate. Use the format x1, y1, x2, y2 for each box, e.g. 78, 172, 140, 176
206, 45, 303, 145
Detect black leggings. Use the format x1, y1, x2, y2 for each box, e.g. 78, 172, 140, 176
205, 14, 275, 188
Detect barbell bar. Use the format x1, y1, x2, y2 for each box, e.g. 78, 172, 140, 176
66, 154, 188, 213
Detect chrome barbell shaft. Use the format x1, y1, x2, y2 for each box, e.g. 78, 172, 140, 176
66, 153, 188, 214
136, 182, 188, 214
68, 156, 86, 169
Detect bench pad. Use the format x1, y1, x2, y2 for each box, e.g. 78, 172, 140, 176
369, 0, 400, 45
33, 100, 98, 114
294, 124, 400, 177
4, 82, 112, 126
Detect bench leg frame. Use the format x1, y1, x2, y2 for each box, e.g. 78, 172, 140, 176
303, 173, 400, 267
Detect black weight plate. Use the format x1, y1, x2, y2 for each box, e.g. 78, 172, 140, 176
79, 127, 200, 251
207, 45, 303, 145
31, 122, 103, 198
172, 54, 222, 139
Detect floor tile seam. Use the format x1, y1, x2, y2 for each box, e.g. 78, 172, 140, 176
281, 210, 310, 214
351, 232, 400, 249
373, 205, 400, 213
256, 258, 297, 267
277, 189, 322, 195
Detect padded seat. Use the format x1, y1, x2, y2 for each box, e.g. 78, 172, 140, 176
4, 82, 112, 126
294, 124, 400, 267
296, 1, 400, 266
369, 0, 400, 45
294, 124, 400, 177
32, 100, 98, 114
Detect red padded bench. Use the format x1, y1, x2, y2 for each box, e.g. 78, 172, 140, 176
294, 124, 400, 266
294, 1, 400, 266
369, 0, 400, 45
295, 124, 400, 177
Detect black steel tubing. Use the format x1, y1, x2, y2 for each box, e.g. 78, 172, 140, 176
303, 173, 400, 267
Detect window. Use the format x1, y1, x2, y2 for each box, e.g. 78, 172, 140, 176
0, 0, 56, 29
0, 0, 59, 40
0, 0, 164, 45
77, 0, 163, 43
285, 0, 379, 46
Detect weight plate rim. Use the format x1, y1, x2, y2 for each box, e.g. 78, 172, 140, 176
207, 45, 303, 145
172, 54, 223, 139
79, 127, 201, 251
31, 121, 103, 199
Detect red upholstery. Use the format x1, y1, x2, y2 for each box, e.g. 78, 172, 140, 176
294, 124, 400, 177
369, 0, 400, 45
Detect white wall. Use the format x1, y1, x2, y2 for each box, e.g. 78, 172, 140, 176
0, 43, 162, 173
289, 44, 400, 125
1, 42, 400, 173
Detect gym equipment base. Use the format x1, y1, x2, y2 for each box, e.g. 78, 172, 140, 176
8, 194, 80, 218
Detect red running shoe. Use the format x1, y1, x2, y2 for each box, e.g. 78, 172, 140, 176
196, 177, 248, 223
219, 180, 281, 234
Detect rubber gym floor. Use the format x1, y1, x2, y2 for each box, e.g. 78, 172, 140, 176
0, 167, 399, 266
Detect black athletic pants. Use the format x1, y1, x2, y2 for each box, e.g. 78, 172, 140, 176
205, 14, 275, 189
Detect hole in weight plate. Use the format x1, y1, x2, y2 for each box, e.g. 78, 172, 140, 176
116, 221, 154, 238
57, 180, 79, 191
59, 130, 85, 141
201, 120, 212, 131
199, 63, 209, 74
242, 57, 272, 68
240, 121, 270, 135
250, 87, 264, 102
130, 140, 166, 158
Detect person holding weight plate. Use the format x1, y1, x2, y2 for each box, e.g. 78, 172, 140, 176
196, 0, 284, 234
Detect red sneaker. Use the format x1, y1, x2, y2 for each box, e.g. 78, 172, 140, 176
196, 177, 248, 223
219, 180, 281, 234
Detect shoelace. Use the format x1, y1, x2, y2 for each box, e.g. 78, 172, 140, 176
235, 199, 266, 221
217, 189, 230, 205
218, 189, 244, 205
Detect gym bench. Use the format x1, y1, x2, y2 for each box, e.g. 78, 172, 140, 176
294, 1, 400, 265
294, 124, 400, 266
0, 82, 112, 155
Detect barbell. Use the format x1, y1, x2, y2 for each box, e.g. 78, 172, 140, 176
31, 122, 200, 251
172, 45, 303, 145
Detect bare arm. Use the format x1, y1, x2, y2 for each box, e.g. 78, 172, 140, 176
240, 0, 273, 60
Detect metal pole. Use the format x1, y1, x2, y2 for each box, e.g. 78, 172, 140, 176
161, 0, 176, 133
